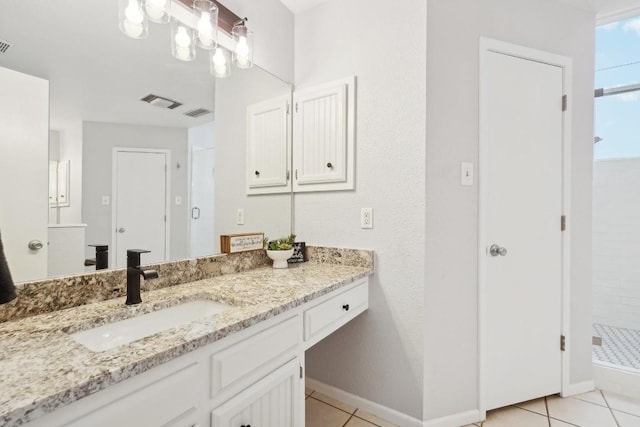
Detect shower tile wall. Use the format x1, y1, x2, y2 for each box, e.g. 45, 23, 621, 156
593, 158, 640, 330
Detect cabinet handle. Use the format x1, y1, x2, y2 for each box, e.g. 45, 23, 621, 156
343, 304, 350, 311
241, 425, 251, 427
326, 162, 333, 168
255, 170, 260, 176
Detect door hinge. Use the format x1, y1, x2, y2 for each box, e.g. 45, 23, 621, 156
295, 169, 298, 180
300, 366, 303, 379
560, 335, 566, 351
286, 103, 290, 114
286, 170, 290, 181
164, 215, 167, 222
561, 215, 566, 231
562, 95, 567, 112
295, 102, 299, 113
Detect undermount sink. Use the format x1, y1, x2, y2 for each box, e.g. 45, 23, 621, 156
70, 300, 231, 352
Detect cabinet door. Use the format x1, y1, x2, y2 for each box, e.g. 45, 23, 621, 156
211, 359, 300, 427
293, 76, 355, 192
246, 95, 290, 195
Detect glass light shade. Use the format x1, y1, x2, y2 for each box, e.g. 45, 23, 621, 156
119, 0, 149, 39
143, 0, 170, 23
170, 18, 196, 61
210, 47, 231, 78
193, 0, 218, 50
232, 24, 254, 69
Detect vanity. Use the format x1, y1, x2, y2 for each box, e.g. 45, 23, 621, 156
0, 249, 373, 427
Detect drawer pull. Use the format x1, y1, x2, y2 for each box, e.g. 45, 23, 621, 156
342, 304, 350, 311
241, 425, 251, 427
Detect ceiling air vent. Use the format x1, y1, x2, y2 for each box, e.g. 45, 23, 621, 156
0, 39, 13, 54
140, 94, 182, 109
184, 108, 211, 118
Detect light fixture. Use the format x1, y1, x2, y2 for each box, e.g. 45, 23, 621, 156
143, 0, 170, 23
210, 47, 231, 78
232, 19, 254, 69
119, 0, 149, 39
171, 17, 196, 61
193, 0, 218, 50
118, 1, 255, 77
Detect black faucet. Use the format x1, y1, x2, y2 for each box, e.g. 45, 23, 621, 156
84, 244, 109, 270
126, 249, 159, 305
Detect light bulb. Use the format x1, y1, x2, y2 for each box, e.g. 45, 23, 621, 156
144, 0, 167, 21
212, 48, 228, 77
176, 46, 191, 61
197, 13, 214, 47
175, 26, 191, 48
125, 0, 144, 24
213, 48, 226, 65
235, 36, 250, 67
124, 21, 144, 38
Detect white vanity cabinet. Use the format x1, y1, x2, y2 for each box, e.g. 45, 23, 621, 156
292, 76, 356, 193
23, 278, 369, 427
246, 95, 291, 195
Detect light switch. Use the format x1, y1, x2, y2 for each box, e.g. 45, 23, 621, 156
461, 162, 473, 186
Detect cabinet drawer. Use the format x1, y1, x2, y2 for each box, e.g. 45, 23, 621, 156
211, 315, 300, 398
304, 280, 369, 343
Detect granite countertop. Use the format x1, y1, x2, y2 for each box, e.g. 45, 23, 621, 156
0, 262, 373, 426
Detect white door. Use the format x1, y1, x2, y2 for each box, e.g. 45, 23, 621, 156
190, 147, 215, 257
113, 150, 168, 267
482, 49, 564, 410
0, 66, 49, 282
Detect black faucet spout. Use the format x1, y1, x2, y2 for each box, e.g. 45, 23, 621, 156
125, 249, 158, 305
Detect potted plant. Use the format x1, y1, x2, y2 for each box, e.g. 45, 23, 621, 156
264, 234, 296, 269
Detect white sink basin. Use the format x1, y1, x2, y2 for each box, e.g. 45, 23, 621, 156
71, 300, 230, 352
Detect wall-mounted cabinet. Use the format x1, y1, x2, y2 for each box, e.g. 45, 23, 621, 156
245, 76, 356, 195
246, 95, 291, 195
293, 76, 356, 192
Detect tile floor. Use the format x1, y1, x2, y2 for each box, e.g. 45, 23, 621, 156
305, 387, 399, 427
593, 323, 640, 371
306, 387, 640, 427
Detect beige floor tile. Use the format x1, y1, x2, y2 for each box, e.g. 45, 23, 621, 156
483, 406, 549, 427
514, 397, 548, 416
305, 397, 352, 427
311, 392, 357, 414
354, 409, 399, 427
604, 391, 640, 417
547, 395, 617, 427
614, 409, 640, 427
345, 416, 378, 426
572, 390, 607, 407
549, 418, 577, 426
305, 387, 314, 396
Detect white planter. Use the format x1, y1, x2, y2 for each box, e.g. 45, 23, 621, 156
266, 249, 294, 269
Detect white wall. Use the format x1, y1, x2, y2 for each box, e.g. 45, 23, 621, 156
593, 158, 640, 330
295, 0, 427, 419
425, 0, 595, 421
82, 122, 189, 264
214, 67, 293, 253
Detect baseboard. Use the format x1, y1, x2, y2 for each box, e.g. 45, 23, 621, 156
423, 409, 482, 427
305, 377, 423, 427
594, 363, 640, 399
561, 380, 595, 397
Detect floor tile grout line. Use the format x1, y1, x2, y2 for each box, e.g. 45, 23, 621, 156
512, 405, 550, 418
342, 413, 355, 427
544, 396, 551, 427
600, 389, 622, 427
548, 416, 581, 427
308, 394, 357, 417
351, 410, 384, 427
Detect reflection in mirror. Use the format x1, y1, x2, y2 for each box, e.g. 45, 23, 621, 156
0, 0, 292, 282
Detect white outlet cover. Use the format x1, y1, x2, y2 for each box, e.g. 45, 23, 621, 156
361, 208, 373, 229
236, 209, 245, 225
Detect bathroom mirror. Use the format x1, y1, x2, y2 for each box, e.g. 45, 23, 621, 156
0, 0, 292, 281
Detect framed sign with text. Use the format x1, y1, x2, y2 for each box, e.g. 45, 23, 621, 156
220, 233, 264, 254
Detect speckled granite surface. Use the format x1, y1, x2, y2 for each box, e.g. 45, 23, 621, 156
0, 257, 373, 426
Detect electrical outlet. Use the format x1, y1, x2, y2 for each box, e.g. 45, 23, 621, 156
361, 208, 373, 229
236, 209, 245, 225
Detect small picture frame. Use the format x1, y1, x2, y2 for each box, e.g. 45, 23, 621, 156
220, 233, 264, 254
288, 242, 306, 263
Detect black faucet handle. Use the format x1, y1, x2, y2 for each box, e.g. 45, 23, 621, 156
127, 249, 151, 255
126, 249, 152, 268
89, 244, 109, 252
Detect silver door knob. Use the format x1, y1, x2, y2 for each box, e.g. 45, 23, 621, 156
28, 240, 44, 251
489, 244, 507, 257
117, 227, 126, 234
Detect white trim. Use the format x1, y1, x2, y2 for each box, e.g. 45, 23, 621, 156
305, 377, 423, 427
594, 363, 640, 399
111, 147, 172, 267
478, 37, 573, 417
561, 380, 595, 397
597, 6, 640, 26
423, 410, 482, 427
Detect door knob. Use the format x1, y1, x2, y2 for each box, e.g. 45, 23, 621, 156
117, 227, 126, 234
489, 244, 507, 257
28, 240, 44, 251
